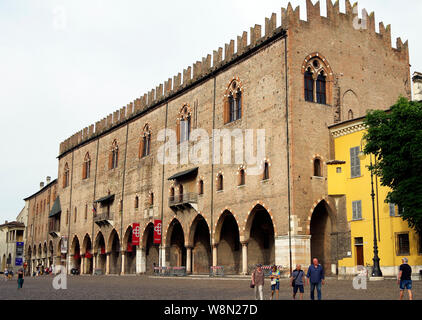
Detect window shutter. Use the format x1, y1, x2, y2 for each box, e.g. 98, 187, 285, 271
352, 202, 356, 220
357, 201, 362, 220
389, 203, 396, 217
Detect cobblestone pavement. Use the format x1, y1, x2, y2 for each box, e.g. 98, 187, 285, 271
0, 275, 420, 300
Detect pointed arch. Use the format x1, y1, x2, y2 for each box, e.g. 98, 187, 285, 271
301, 53, 333, 105
223, 77, 243, 124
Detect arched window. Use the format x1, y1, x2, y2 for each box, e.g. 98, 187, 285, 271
263, 161, 270, 181
109, 140, 119, 169
149, 192, 154, 207
83, 153, 91, 180
217, 174, 223, 191
316, 72, 327, 105
63, 163, 70, 188
304, 68, 314, 102
198, 180, 204, 195
140, 124, 151, 158
177, 105, 192, 143
314, 158, 322, 177
302, 54, 332, 105
224, 79, 243, 124
238, 169, 246, 186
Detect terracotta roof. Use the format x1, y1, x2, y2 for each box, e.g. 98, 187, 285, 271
0, 221, 25, 229
327, 160, 346, 165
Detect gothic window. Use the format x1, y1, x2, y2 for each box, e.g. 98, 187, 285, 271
177, 105, 192, 143
83, 153, 91, 180
63, 163, 70, 188
217, 174, 223, 191
263, 161, 270, 181
198, 180, 204, 195
304, 68, 314, 102
224, 79, 243, 124
109, 140, 119, 170
140, 124, 151, 158
316, 72, 327, 104
149, 192, 154, 207
238, 169, 246, 186
302, 54, 332, 105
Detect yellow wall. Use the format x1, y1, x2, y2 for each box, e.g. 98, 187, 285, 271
328, 128, 422, 269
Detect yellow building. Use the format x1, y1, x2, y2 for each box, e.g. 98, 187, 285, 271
328, 117, 422, 278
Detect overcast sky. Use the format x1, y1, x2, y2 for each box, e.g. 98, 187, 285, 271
0, 0, 420, 224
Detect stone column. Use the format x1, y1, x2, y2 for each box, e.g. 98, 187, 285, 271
186, 247, 192, 274
81, 256, 85, 274
121, 252, 126, 275
105, 253, 110, 275
160, 246, 167, 268
67, 255, 73, 275
92, 254, 97, 275
241, 242, 248, 275
136, 247, 146, 274
212, 244, 218, 267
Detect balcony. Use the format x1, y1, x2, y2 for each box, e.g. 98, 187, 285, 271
93, 211, 114, 227
48, 220, 61, 238
169, 193, 198, 211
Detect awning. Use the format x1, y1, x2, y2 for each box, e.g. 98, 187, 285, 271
168, 167, 198, 181
49, 197, 61, 218
94, 194, 115, 204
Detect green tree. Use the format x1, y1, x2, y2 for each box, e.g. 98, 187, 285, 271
364, 97, 422, 234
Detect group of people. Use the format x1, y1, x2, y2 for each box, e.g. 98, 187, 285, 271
251, 257, 414, 300
32, 265, 53, 277
251, 258, 325, 300
3, 268, 24, 288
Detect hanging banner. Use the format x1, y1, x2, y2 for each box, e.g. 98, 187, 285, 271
61, 236, 68, 254
154, 220, 162, 244
132, 223, 140, 246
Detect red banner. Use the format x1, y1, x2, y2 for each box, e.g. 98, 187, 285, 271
132, 223, 140, 246
154, 220, 162, 244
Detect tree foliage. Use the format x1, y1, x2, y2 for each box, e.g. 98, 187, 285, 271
364, 97, 422, 234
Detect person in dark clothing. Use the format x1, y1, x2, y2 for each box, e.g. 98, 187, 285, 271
306, 258, 325, 300
398, 258, 413, 300
17, 269, 24, 289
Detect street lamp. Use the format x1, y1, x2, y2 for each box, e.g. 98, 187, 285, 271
358, 148, 384, 279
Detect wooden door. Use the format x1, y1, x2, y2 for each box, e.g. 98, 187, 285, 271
356, 246, 364, 266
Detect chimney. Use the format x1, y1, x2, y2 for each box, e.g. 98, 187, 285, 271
413, 72, 422, 102
40, 182, 45, 189
46, 176, 51, 185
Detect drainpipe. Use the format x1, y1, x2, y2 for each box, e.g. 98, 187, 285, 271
66, 151, 75, 275
284, 34, 293, 274
120, 122, 130, 274
159, 102, 169, 269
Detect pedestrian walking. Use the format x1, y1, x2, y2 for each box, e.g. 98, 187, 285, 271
17, 269, 24, 289
251, 264, 265, 300
4, 269, 8, 281
291, 264, 305, 300
270, 265, 281, 300
398, 257, 413, 300
306, 258, 325, 300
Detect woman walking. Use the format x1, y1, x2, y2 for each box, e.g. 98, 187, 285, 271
17, 268, 24, 289
251, 264, 265, 300
270, 265, 281, 300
